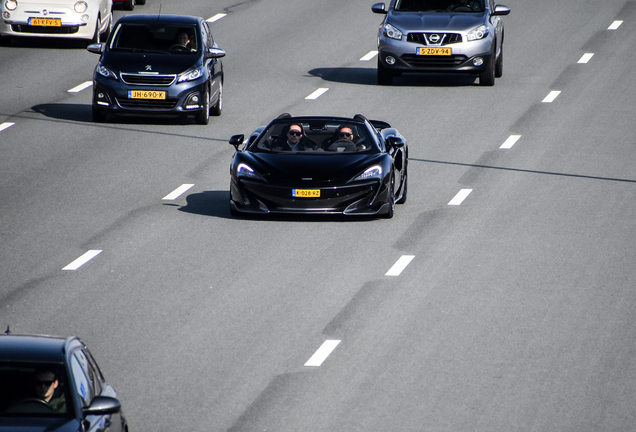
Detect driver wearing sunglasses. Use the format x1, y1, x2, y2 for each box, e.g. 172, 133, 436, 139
30, 368, 66, 413
272, 124, 319, 151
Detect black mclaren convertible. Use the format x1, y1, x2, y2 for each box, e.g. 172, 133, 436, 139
228, 114, 408, 218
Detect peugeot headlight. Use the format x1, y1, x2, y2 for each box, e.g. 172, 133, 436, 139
467, 25, 488, 41
382, 23, 403, 40
178, 67, 203, 83
354, 165, 383, 181
236, 163, 265, 181
74, 1, 87, 13
5, 0, 18, 11
96, 64, 118, 80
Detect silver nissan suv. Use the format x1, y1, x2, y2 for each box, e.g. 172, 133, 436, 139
372, 0, 510, 86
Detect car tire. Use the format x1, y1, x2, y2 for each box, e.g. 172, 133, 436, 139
377, 59, 394, 86
123, 0, 135, 10
92, 107, 107, 123
210, 81, 222, 116
396, 167, 407, 204
495, 45, 504, 78
479, 51, 495, 86
195, 91, 210, 125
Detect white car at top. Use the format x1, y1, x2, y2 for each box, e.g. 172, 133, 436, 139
0, 0, 113, 45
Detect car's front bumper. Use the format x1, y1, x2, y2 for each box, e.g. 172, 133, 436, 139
378, 34, 493, 74
92, 74, 209, 118
0, 6, 97, 39
230, 178, 392, 216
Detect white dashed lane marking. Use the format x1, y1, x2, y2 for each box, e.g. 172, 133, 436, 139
163, 184, 194, 200
207, 14, 226, 22
385, 255, 415, 276
305, 88, 329, 100
68, 81, 93, 93
63, 250, 102, 271
0, 122, 15, 132
542, 91, 561, 103
360, 51, 378, 61
448, 189, 473, 206
500, 134, 521, 149
608, 20, 623, 30
304, 340, 341, 367
578, 53, 594, 64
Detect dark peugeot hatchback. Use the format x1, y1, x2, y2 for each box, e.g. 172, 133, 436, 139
0, 333, 127, 432
88, 14, 225, 124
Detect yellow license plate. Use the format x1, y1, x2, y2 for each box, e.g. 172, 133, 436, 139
293, 189, 320, 198
29, 18, 62, 27
417, 47, 452, 56
128, 90, 166, 100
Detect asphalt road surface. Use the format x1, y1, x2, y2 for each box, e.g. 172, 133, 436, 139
2, 0, 636, 431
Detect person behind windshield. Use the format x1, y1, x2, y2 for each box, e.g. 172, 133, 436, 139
448, 0, 481, 11
172, 31, 194, 51
271, 124, 319, 151
30, 368, 66, 413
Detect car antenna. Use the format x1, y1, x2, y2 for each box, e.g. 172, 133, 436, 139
158, 4, 162, 18
5, 325, 10, 334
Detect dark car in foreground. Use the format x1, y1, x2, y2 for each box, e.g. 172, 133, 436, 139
0, 333, 126, 432
87, 14, 225, 124
228, 114, 408, 218
372, 0, 510, 85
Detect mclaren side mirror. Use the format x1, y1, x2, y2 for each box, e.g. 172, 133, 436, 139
229, 134, 245, 150
387, 136, 406, 148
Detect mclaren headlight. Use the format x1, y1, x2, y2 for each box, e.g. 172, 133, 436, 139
467, 25, 488, 41
96, 64, 118, 80
236, 163, 265, 181
178, 67, 203, 83
382, 23, 403, 40
74, 1, 88, 13
354, 165, 383, 181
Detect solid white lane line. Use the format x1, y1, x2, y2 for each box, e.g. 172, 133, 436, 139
68, 81, 93, 93
578, 53, 594, 64
305, 88, 329, 100
207, 13, 226, 22
448, 189, 473, 206
0, 122, 15, 132
500, 134, 521, 149
163, 184, 194, 200
608, 20, 623, 30
360, 51, 378, 61
385, 255, 415, 276
305, 340, 341, 367
63, 250, 102, 271
542, 91, 561, 103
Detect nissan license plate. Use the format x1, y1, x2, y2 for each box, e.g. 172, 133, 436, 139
293, 189, 320, 198
128, 90, 166, 100
417, 47, 451, 56
29, 18, 62, 27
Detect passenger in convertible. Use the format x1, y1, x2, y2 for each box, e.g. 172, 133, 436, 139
325, 126, 366, 152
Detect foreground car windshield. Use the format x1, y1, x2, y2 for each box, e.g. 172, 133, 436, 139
250, 121, 378, 154
0, 362, 72, 418
395, 0, 485, 12
109, 23, 200, 53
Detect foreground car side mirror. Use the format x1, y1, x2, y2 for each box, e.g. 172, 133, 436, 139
387, 136, 406, 148
229, 134, 245, 150
372, 2, 387, 14
87, 43, 104, 54
492, 4, 511, 15
206, 48, 226, 59
83, 396, 121, 416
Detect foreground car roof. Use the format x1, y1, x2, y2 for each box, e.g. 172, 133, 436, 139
0, 334, 72, 363
115, 14, 202, 24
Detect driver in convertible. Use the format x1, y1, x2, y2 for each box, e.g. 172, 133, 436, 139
271, 124, 320, 151
31, 368, 66, 413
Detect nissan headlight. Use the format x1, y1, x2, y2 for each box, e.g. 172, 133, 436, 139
354, 165, 382, 181
178, 67, 203, 83
467, 25, 488, 41
74, 1, 88, 13
382, 23, 403, 40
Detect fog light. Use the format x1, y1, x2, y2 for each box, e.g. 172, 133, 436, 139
385, 56, 396, 65
473, 57, 484, 66
81, 14, 89, 22
3, 12, 10, 19
184, 92, 202, 110
96, 91, 111, 107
